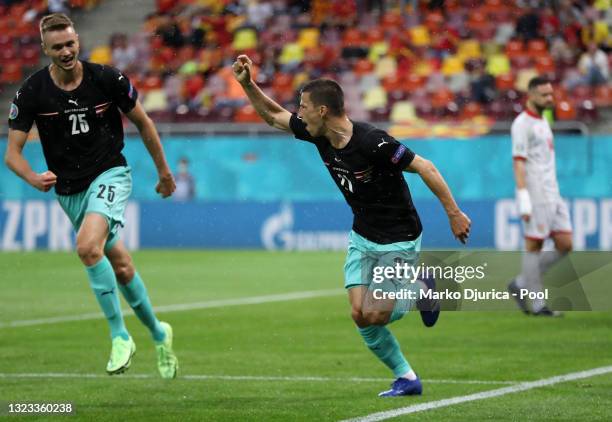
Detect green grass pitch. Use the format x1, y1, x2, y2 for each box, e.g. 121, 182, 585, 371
1, 251, 611, 421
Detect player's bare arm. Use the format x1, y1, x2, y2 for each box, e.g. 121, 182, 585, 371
125, 101, 176, 198
513, 159, 531, 222
5, 129, 57, 192
406, 155, 471, 244
232, 54, 291, 132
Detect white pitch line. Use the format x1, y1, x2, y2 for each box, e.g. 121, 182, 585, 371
0, 372, 517, 385
0, 289, 345, 329
341, 365, 612, 422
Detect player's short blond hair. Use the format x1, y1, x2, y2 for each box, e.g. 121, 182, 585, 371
39, 13, 75, 39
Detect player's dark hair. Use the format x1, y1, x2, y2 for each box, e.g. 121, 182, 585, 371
528, 76, 550, 91
39, 13, 74, 38
301, 79, 345, 117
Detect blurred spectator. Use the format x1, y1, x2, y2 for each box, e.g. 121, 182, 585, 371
247, 0, 274, 30
515, 7, 541, 41
566, 42, 609, 89
111, 33, 137, 73
174, 158, 196, 201
48, 0, 69, 14
468, 62, 496, 104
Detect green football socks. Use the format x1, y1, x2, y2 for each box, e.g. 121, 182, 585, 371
358, 325, 411, 378
86, 257, 129, 340
118, 272, 166, 342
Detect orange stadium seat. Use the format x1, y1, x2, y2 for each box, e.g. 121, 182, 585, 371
234, 104, 263, 123
556, 100, 577, 120
535, 56, 556, 74
431, 89, 454, 109
527, 40, 548, 58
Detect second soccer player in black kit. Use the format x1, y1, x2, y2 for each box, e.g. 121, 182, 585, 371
5, 13, 178, 378
233, 54, 471, 397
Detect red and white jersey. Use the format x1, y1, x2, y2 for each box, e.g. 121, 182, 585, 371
511, 110, 560, 204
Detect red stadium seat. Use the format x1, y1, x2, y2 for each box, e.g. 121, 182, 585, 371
353, 59, 374, 76
496, 73, 515, 91
342, 28, 364, 48
594, 85, 612, 107
19, 45, 40, 68
382, 74, 403, 93
505, 40, 525, 58
461, 102, 483, 119
381, 12, 403, 29
535, 56, 556, 75
0, 63, 23, 84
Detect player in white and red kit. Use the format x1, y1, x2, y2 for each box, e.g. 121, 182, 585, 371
508, 76, 573, 316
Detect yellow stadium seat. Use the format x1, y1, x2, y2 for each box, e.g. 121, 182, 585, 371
142, 89, 168, 112
368, 41, 389, 63
233, 28, 258, 51
390, 101, 417, 123
442, 56, 465, 76
486, 53, 511, 76
278, 43, 304, 65
89, 45, 112, 65
457, 39, 481, 61
409, 26, 431, 47
298, 28, 319, 49
515, 69, 538, 92
413, 60, 434, 77
374, 55, 396, 79
362, 86, 388, 110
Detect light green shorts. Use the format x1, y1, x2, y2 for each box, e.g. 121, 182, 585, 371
56, 166, 132, 252
344, 230, 422, 290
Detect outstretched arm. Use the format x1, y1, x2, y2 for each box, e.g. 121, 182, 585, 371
5, 129, 57, 192
232, 55, 292, 132
406, 155, 471, 244
125, 101, 176, 198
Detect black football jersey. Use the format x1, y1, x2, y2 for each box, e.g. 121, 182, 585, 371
8, 61, 138, 195
289, 114, 422, 244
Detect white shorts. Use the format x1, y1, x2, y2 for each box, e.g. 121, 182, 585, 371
522, 199, 572, 240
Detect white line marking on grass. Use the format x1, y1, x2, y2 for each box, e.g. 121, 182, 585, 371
0, 289, 345, 329
341, 365, 612, 422
0, 372, 516, 385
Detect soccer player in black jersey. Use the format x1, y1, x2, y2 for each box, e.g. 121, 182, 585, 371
5, 14, 178, 378
233, 55, 471, 397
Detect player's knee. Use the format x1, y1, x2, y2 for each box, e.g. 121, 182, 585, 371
558, 241, 573, 253
114, 260, 135, 284
362, 310, 390, 326
351, 307, 365, 325
76, 241, 103, 265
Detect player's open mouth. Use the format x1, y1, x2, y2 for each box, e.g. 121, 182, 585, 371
61, 57, 74, 65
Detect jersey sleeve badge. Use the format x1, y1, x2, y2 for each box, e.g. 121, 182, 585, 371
8, 103, 18, 120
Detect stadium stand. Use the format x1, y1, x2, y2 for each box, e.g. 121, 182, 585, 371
2, 0, 611, 124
